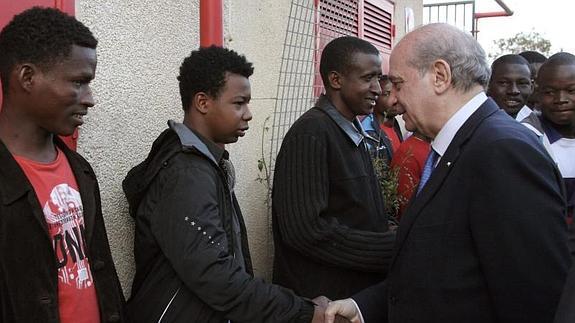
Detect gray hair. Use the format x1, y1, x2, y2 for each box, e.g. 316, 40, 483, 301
406, 23, 490, 92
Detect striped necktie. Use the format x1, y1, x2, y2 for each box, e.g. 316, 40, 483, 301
416, 149, 439, 196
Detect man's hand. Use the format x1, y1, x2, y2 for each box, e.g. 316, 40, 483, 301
325, 298, 361, 323
311, 296, 329, 323
313, 295, 331, 308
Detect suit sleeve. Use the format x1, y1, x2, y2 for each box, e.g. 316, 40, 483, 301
352, 281, 388, 323
273, 134, 395, 273
149, 164, 311, 323
554, 262, 575, 323
468, 139, 571, 323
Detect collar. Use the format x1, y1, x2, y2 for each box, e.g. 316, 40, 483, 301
192, 129, 228, 163
539, 115, 564, 144
432, 92, 487, 157
0, 137, 93, 205
316, 95, 367, 147
168, 120, 227, 164
515, 105, 533, 121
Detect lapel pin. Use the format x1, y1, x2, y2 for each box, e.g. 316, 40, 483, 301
446, 161, 452, 167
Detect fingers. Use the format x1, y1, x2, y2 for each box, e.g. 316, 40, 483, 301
334, 315, 353, 323
324, 299, 360, 323
312, 295, 331, 308
311, 303, 325, 323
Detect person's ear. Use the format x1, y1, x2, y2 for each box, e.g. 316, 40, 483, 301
328, 71, 343, 90
16, 64, 37, 92
431, 59, 451, 94
193, 92, 211, 115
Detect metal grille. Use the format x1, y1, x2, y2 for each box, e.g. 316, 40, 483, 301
269, 0, 394, 174
364, 0, 393, 52
268, 0, 359, 173
423, 1, 476, 36
319, 0, 359, 37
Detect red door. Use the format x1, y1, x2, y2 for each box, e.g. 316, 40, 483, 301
0, 0, 77, 149
313, 0, 394, 98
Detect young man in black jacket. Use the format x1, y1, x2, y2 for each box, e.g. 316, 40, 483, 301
123, 46, 328, 323
272, 36, 396, 300
0, 7, 125, 322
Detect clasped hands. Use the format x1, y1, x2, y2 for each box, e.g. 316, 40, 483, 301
311, 296, 361, 323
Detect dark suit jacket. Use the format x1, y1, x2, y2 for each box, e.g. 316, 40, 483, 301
555, 262, 575, 323
554, 221, 575, 323
354, 98, 571, 323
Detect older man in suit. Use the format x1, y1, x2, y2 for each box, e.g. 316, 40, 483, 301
324, 23, 571, 323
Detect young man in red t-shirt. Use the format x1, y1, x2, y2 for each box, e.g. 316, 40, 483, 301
0, 7, 125, 322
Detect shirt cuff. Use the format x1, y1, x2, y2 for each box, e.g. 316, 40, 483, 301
350, 298, 365, 323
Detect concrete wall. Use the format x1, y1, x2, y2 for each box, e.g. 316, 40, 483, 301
76, 0, 200, 293
224, 0, 293, 280
394, 0, 424, 43
76, 0, 421, 296
392, 0, 424, 133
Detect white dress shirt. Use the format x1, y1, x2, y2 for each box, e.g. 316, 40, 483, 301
431, 92, 487, 161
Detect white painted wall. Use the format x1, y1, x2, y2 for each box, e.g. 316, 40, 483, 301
76, 0, 200, 293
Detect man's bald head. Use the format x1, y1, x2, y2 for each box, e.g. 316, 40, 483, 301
394, 23, 490, 93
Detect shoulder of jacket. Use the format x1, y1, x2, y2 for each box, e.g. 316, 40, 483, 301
160, 150, 219, 178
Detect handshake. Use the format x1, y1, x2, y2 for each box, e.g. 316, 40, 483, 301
311, 296, 361, 323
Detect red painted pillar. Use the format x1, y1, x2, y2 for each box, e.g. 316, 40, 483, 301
200, 0, 223, 47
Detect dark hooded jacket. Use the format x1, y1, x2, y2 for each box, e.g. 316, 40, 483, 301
0, 137, 126, 323
122, 121, 314, 323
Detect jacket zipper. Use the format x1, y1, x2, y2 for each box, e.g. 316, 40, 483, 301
157, 287, 180, 323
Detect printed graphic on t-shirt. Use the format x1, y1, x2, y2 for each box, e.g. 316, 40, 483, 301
43, 183, 93, 289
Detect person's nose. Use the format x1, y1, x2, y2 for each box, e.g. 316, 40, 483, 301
554, 90, 569, 105
389, 91, 403, 113
82, 86, 95, 108
372, 78, 382, 96
243, 104, 253, 121
508, 82, 520, 95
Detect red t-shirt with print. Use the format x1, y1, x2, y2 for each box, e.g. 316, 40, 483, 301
14, 149, 100, 323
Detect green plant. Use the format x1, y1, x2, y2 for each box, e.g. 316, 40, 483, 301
372, 148, 417, 220
373, 157, 401, 218
256, 116, 272, 207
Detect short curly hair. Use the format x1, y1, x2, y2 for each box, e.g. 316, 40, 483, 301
178, 46, 254, 111
0, 7, 97, 92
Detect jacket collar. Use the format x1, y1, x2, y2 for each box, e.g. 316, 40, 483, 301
0, 137, 97, 242
391, 98, 500, 267
0, 139, 34, 205
316, 95, 367, 147
168, 120, 227, 166
431, 92, 487, 157
521, 112, 544, 137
